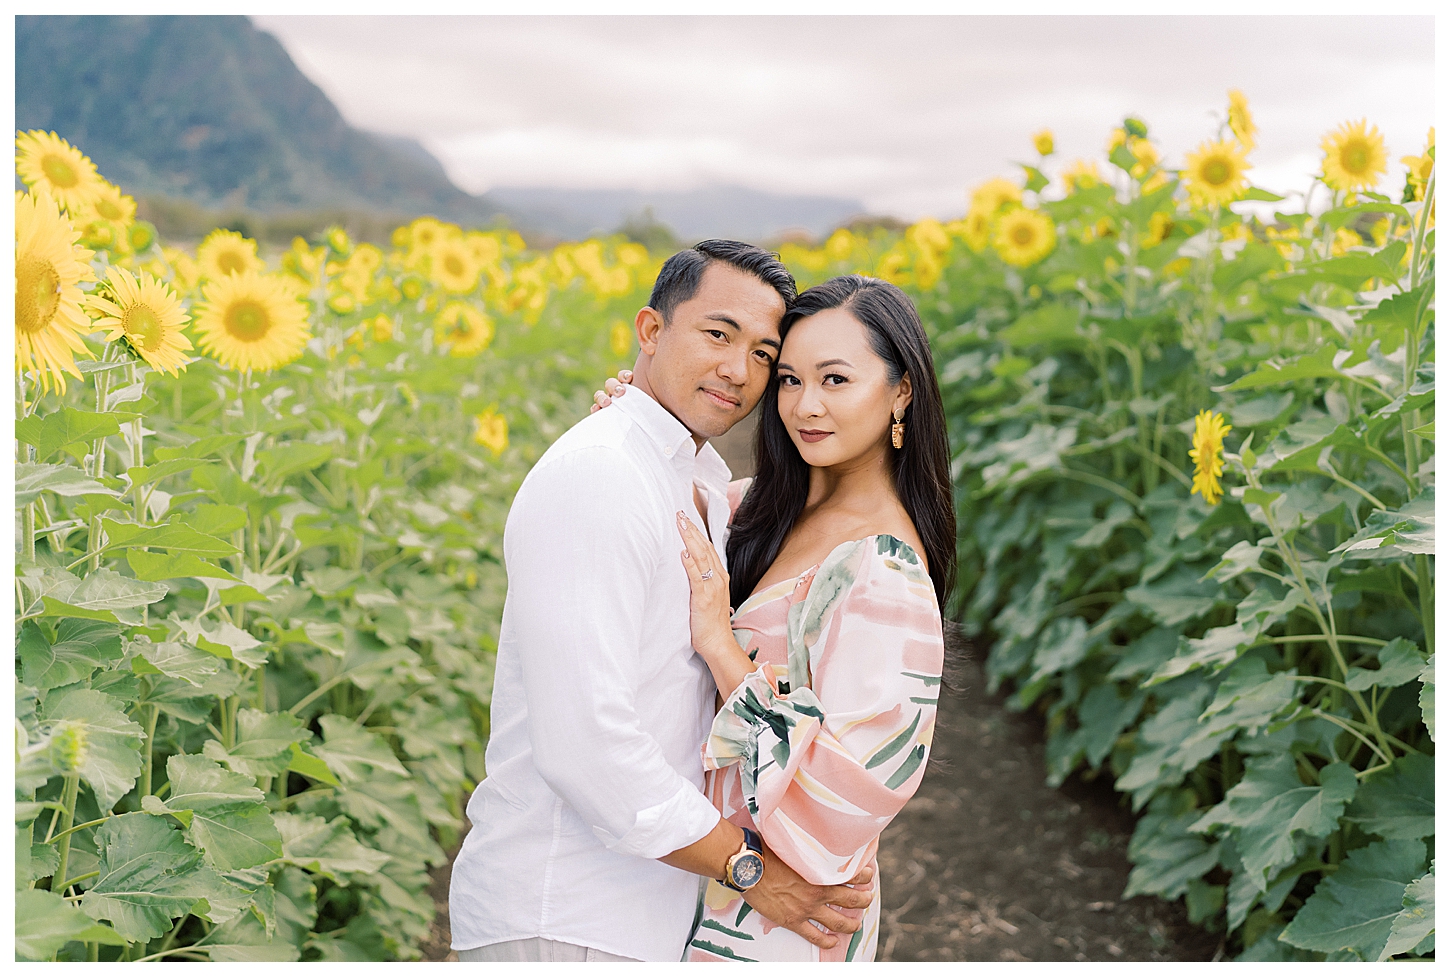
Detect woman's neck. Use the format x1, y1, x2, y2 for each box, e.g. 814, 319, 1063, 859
801, 443, 897, 520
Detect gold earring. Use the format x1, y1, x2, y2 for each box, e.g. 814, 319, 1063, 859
891, 408, 905, 449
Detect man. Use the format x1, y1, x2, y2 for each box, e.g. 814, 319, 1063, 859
449, 241, 873, 962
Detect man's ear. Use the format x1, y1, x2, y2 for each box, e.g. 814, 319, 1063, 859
636, 306, 664, 355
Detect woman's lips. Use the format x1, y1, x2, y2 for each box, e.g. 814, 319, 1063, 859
798, 429, 832, 443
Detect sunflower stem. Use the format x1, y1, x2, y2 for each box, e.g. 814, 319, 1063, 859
23, 504, 37, 562
50, 773, 80, 897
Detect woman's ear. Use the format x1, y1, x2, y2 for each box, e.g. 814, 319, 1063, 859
894, 372, 914, 415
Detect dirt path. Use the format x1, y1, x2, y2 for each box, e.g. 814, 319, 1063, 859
871, 650, 1219, 961
421, 648, 1220, 962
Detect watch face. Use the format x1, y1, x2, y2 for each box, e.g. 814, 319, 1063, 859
730, 853, 764, 889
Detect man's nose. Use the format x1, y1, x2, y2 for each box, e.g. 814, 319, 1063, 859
717, 347, 749, 385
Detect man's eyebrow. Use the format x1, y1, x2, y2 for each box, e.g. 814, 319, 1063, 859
705, 313, 780, 351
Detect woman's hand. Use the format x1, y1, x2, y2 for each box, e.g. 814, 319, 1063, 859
677, 512, 755, 698
589, 369, 633, 413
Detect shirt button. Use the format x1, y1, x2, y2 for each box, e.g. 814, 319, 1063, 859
664, 446, 674, 457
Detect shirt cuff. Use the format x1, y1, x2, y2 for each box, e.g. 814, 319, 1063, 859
592, 778, 722, 859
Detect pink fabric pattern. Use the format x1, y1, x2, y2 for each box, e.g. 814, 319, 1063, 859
685, 532, 944, 962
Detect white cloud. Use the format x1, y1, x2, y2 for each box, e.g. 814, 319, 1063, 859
253, 14, 1434, 221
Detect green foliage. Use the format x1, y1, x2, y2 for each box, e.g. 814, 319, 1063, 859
15, 207, 644, 961
918, 130, 1434, 959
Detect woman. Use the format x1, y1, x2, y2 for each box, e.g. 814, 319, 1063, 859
598, 275, 955, 962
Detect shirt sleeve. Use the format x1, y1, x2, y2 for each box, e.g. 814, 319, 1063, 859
703, 537, 944, 884
505, 445, 721, 859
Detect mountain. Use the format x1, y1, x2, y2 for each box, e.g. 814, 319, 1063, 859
16, 15, 869, 244
15, 15, 507, 225
487, 185, 867, 243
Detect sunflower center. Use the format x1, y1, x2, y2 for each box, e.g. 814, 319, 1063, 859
41, 153, 79, 189
1012, 224, 1035, 245
96, 198, 122, 221
224, 299, 273, 342
1341, 140, 1370, 175
444, 255, 464, 276
1202, 158, 1232, 186
123, 303, 166, 351
217, 250, 248, 275
16, 256, 62, 334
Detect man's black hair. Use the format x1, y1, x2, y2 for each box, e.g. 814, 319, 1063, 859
647, 239, 797, 324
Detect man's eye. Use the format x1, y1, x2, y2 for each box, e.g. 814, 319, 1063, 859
754, 350, 775, 364
707, 329, 727, 340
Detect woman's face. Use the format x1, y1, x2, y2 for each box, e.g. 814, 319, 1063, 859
774, 306, 912, 469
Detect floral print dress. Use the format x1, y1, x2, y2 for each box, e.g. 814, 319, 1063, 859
685, 532, 944, 962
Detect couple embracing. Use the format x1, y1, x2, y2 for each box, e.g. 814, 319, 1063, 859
449, 240, 955, 962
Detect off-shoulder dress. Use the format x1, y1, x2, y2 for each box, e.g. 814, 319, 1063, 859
684, 501, 944, 962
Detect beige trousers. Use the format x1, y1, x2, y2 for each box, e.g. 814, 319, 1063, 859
456, 938, 639, 962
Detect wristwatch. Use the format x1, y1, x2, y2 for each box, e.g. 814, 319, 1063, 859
721, 826, 765, 892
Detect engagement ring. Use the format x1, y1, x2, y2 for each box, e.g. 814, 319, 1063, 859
700, 569, 714, 580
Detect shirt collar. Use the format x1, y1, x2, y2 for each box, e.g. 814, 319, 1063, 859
614, 385, 733, 489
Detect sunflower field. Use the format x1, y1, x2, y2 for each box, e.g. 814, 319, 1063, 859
12, 92, 1435, 963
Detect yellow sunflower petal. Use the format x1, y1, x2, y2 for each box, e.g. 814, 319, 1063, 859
1181, 139, 1251, 208
197, 228, 265, 281
992, 208, 1057, 268
15, 189, 97, 393
1321, 119, 1389, 193
192, 270, 312, 372
88, 266, 193, 376
16, 130, 104, 214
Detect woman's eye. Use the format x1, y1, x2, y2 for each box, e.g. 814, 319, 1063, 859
824, 374, 848, 385
778, 375, 799, 387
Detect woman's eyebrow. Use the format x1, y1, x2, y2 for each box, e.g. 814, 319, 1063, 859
816, 358, 853, 369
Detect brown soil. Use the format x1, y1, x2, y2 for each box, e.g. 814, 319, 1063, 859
420, 649, 1222, 962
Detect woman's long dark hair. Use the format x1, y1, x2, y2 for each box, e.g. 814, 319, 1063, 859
726, 275, 958, 618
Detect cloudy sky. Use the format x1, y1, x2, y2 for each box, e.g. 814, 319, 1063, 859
253, 15, 1435, 221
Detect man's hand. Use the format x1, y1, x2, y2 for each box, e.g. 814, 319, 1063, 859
742, 846, 875, 951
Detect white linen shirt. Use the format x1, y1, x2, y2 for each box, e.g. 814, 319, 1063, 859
449, 385, 732, 962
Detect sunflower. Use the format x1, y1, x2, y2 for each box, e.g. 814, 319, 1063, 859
429, 238, 481, 293
1321, 119, 1388, 192
192, 270, 311, 372
162, 247, 202, 294
465, 232, 503, 267
1032, 129, 1054, 156
1227, 90, 1257, 152
88, 181, 137, 226
1400, 127, 1435, 202
473, 408, 509, 457
325, 226, 351, 255
1181, 139, 1251, 208
128, 221, 157, 254
15, 190, 96, 393
969, 177, 1022, 215
1061, 159, 1102, 193
15, 130, 103, 213
1188, 410, 1231, 506
88, 267, 192, 376
610, 320, 634, 358
993, 208, 1056, 267
407, 216, 461, 265
435, 301, 495, 356
197, 228, 265, 280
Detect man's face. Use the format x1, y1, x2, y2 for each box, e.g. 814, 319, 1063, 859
636, 262, 785, 441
